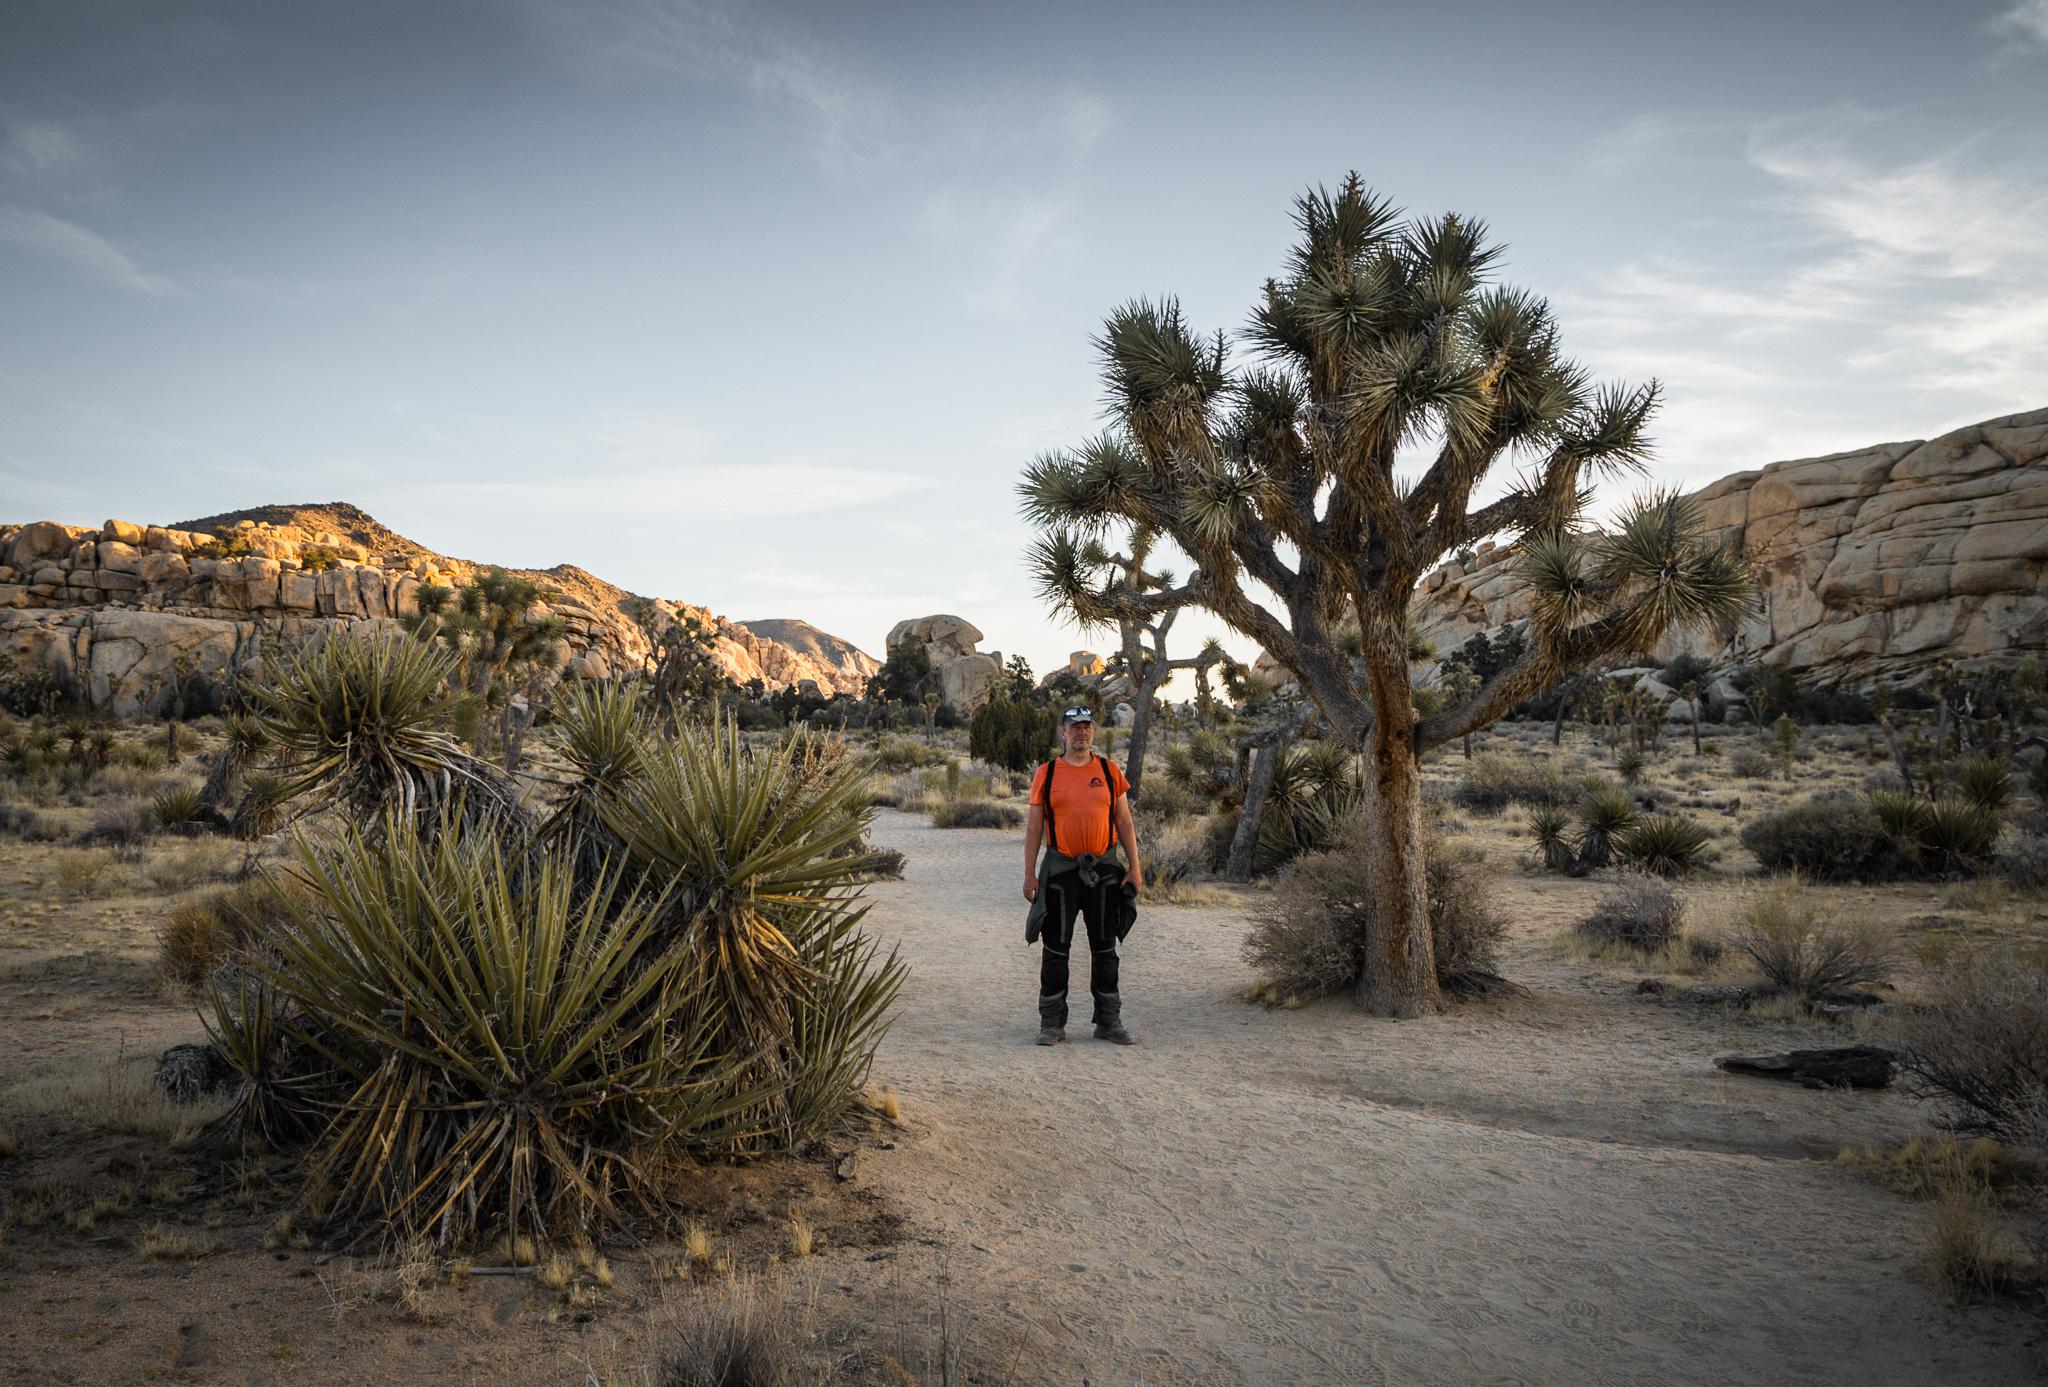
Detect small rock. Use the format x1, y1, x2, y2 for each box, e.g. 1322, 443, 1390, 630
154, 1043, 236, 1103
1635, 979, 1669, 996
1715, 1045, 1898, 1089
834, 1153, 859, 1182
176, 1323, 216, 1369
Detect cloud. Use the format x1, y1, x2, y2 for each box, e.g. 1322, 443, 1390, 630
523, 0, 892, 172
0, 116, 87, 181
921, 189, 1074, 316
1992, 0, 2048, 46
0, 208, 183, 295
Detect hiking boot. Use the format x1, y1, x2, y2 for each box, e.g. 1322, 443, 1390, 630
1091, 991, 1134, 1045
1036, 991, 1067, 1046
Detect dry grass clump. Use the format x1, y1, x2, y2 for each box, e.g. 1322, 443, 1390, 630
144, 838, 238, 893
928, 797, 1022, 830
654, 1276, 826, 1387
0, 803, 67, 842
1574, 875, 1686, 953
1836, 1137, 2025, 1200
52, 846, 117, 897
1728, 878, 1899, 995
5, 1053, 227, 1139
1896, 950, 2048, 1147
139, 1221, 223, 1261
1245, 820, 1505, 1002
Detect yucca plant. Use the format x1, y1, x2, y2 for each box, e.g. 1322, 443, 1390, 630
1613, 812, 1712, 877
233, 814, 764, 1246
1868, 788, 1932, 869
199, 710, 268, 817
540, 679, 654, 883
1952, 755, 2014, 817
1572, 783, 1640, 873
151, 783, 208, 833
244, 631, 523, 832
1615, 745, 1646, 784
600, 719, 906, 1151
1527, 803, 1575, 873
1920, 795, 2002, 875
231, 771, 291, 841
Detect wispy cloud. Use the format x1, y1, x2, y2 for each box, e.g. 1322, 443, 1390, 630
921, 190, 1075, 317
1562, 113, 2048, 481
1992, 0, 2048, 47
0, 115, 88, 181
523, 0, 892, 172
0, 208, 183, 295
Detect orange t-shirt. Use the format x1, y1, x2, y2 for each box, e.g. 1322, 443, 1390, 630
1029, 754, 1128, 858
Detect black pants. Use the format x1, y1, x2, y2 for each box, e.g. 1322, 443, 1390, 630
1038, 868, 1121, 1025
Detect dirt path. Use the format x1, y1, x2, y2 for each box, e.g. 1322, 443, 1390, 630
858, 810, 2040, 1386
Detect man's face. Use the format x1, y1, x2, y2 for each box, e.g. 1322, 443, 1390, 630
1064, 720, 1094, 754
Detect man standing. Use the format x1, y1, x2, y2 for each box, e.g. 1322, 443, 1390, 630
1022, 706, 1144, 1046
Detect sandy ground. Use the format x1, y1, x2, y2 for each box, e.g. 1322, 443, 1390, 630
855, 808, 2043, 1386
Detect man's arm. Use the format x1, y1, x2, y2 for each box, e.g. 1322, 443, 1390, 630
1023, 804, 1045, 902
1113, 794, 1143, 893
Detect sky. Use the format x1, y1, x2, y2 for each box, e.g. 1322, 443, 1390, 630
2, 0, 2045, 682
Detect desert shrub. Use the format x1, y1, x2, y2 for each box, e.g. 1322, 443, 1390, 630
1995, 832, 2048, 890
929, 797, 1022, 830
1729, 747, 1772, 779
151, 783, 208, 833
230, 771, 290, 840
1615, 746, 1645, 783
1897, 950, 2048, 1148
157, 874, 302, 993
1452, 751, 1575, 813
1526, 803, 1574, 872
538, 680, 652, 883
1612, 813, 1711, 877
1575, 875, 1685, 952
1143, 814, 1212, 893
88, 796, 152, 851
1132, 772, 1207, 822
1571, 782, 1638, 872
1245, 823, 1505, 1000
0, 804, 65, 842
1728, 877, 1900, 995
145, 840, 237, 893
54, 848, 114, 897
869, 737, 948, 773
1740, 798, 1889, 880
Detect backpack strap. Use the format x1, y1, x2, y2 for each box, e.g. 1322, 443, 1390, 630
1097, 753, 1116, 843
1040, 757, 1059, 855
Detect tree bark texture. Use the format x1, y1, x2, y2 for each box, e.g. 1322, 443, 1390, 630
1352, 608, 1439, 1018
1224, 734, 1287, 882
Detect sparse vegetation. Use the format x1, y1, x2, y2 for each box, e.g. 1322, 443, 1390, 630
1612, 813, 1711, 877
1897, 950, 2048, 1147
1727, 878, 1900, 996
1575, 875, 1685, 953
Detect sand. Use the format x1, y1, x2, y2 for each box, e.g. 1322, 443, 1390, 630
855, 808, 2042, 1385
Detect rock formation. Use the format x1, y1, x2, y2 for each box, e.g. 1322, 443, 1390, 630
885, 614, 1004, 713
1410, 406, 2048, 689
0, 504, 877, 717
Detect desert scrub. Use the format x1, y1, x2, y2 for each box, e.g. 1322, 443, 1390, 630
51, 846, 115, 897
1245, 822, 1505, 1001
1896, 949, 2048, 1147
1452, 751, 1577, 814
157, 874, 304, 993
1729, 747, 1772, 779
1728, 877, 1900, 996
1739, 797, 1890, 880
150, 782, 208, 833
929, 797, 1022, 829
1569, 782, 1638, 873
1575, 875, 1685, 953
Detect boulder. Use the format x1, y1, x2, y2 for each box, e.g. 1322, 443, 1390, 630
936, 652, 1001, 713
1069, 650, 1106, 678
101, 519, 145, 546
6, 521, 81, 569
886, 614, 983, 664
97, 540, 143, 574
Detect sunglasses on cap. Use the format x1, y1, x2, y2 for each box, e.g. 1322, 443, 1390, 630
1061, 707, 1095, 725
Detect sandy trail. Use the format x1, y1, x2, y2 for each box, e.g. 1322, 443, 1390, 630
857, 810, 2039, 1386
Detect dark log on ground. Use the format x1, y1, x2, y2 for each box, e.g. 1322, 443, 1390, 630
1714, 1045, 1898, 1090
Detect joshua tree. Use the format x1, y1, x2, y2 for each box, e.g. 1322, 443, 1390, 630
635, 606, 732, 734
1027, 527, 1224, 793
406, 568, 568, 764
1679, 679, 1703, 755
1022, 176, 1753, 1015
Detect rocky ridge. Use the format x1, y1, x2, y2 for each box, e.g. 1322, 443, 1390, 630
0, 504, 877, 716
1410, 406, 2048, 690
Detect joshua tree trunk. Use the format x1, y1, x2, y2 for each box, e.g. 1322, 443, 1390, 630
1353, 611, 1437, 1017
1224, 730, 1287, 882
1551, 678, 1572, 747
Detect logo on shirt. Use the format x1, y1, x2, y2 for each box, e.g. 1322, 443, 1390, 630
1090, 777, 1104, 787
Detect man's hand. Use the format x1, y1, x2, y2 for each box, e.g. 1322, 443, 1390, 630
1128, 866, 1146, 896
1022, 873, 1038, 903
